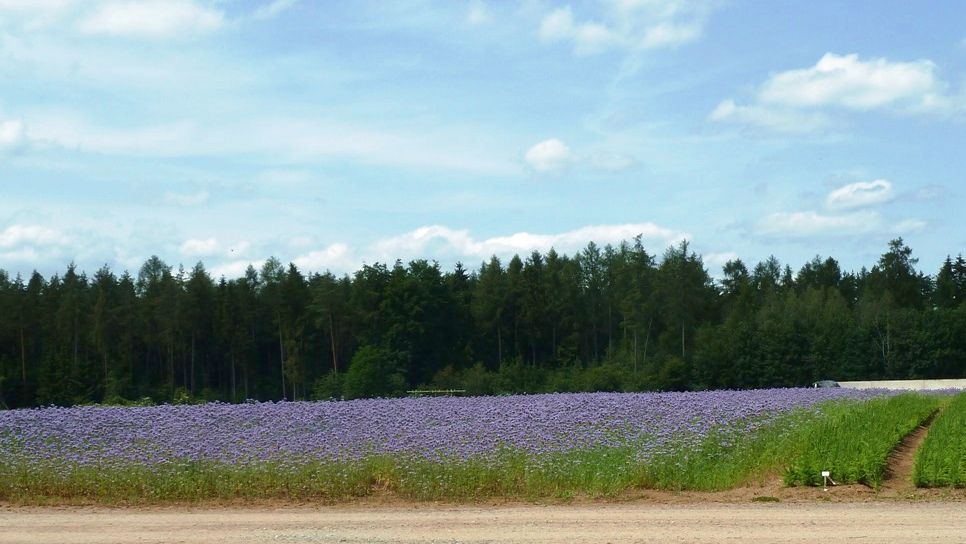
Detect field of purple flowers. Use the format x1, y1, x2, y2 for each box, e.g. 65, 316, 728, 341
0, 388, 897, 502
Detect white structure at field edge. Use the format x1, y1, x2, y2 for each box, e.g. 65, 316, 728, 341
838, 379, 966, 391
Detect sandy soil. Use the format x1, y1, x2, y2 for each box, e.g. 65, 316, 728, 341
3, 501, 966, 544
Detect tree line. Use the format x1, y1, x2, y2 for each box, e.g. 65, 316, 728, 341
0, 237, 964, 408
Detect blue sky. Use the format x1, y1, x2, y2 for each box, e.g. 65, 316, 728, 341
1, 0, 964, 279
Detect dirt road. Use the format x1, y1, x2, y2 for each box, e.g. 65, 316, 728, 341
3, 502, 966, 543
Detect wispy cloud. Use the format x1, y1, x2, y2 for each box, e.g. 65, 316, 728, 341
0, 224, 69, 248
709, 99, 831, 134
757, 210, 882, 238
77, 0, 224, 39
163, 190, 209, 207
538, 1, 715, 56
539, 7, 623, 56
178, 237, 251, 260
27, 114, 518, 175
251, 0, 298, 21
0, 119, 26, 152
893, 219, 927, 234
466, 0, 490, 25
589, 151, 635, 172
179, 237, 219, 257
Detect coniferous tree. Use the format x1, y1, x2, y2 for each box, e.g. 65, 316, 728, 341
1, 237, 965, 407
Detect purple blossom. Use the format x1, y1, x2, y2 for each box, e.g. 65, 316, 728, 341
0, 388, 887, 473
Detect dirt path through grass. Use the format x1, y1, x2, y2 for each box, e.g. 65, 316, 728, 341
880, 408, 940, 496
4, 502, 966, 543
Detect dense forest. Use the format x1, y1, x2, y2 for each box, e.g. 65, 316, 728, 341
0, 237, 964, 408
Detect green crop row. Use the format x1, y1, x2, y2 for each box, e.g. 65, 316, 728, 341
782, 393, 940, 489
914, 392, 966, 487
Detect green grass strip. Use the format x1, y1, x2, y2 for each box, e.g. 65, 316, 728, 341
783, 393, 940, 490
0, 448, 677, 504
633, 408, 821, 491
914, 392, 966, 488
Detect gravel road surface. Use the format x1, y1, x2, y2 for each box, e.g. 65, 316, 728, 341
3, 502, 965, 543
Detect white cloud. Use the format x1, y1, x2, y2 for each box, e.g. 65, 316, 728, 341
757, 210, 882, 238
251, 0, 297, 21
163, 190, 209, 207
372, 226, 474, 260
703, 251, 740, 278
825, 179, 894, 210
0, 223, 72, 267
78, 0, 224, 39
0, 119, 26, 151
704, 251, 739, 267
179, 237, 219, 257
0, 219, 690, 279
372, 223, 689, 262
538, 1, 713, 56
180, 238, 248, 260
711, 53, 958, 133
292, 243, 356, 273
0, 224, 69, 248
759, 53, 942, 111
524, 138, 574, 173
524, 139, 632, 173
210, 259, 264, 279
709, 99, 831, 133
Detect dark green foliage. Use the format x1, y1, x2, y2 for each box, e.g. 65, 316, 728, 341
0, 239, 964, 407
342, 346, 406, 399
